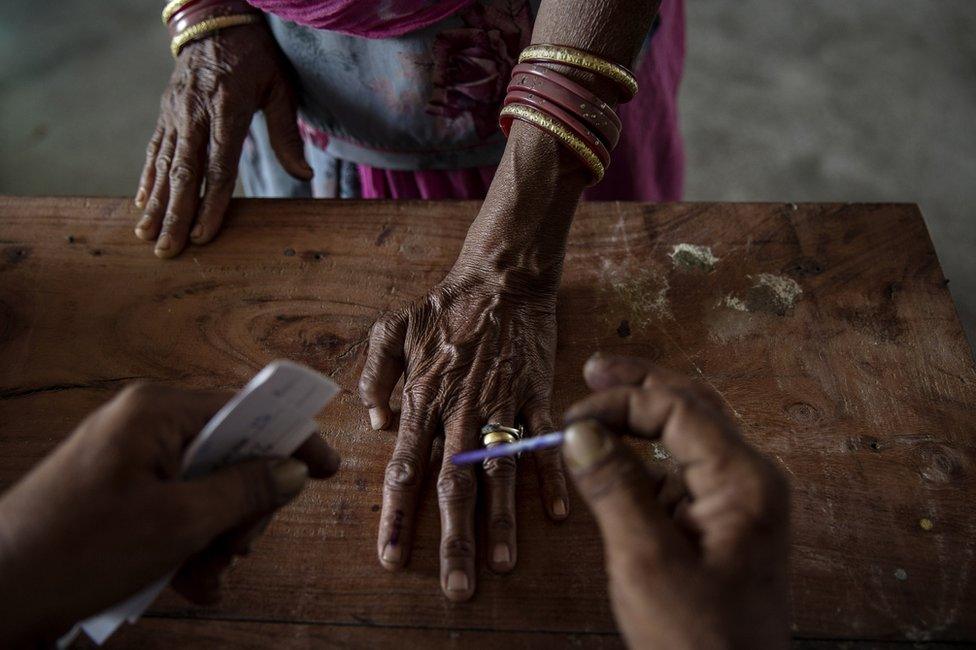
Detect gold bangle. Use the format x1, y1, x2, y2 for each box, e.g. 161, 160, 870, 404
170, 14, 261, 58
500, 104, 605, 184
519, 44, 638, 101
482, 431, 519, 447
162, 0, 195, 25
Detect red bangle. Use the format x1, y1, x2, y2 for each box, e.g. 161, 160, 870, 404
507, 72, 620, 149
502, 90, 611, 168
168, 0, 257, 36
511, 63, 620, 131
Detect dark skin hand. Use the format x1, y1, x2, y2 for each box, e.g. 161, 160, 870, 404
0, 384, 339, 647
563, 355, 791, 649
135, 22, 312, 258
359, 0, 661, 601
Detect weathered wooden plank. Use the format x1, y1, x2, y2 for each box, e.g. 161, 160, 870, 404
1, 197, 973, 643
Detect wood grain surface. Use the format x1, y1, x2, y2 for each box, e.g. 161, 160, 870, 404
1, 197, 974, 647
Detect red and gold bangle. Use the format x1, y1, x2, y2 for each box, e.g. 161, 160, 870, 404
511, 63, 620, 129
518, 44, 638, 102
170, 14, 261, 57
168, 0, 258, 37
503, 90, 610, 168
162, 0, 201, 24
508, 64, 620, 149
499, 104, 605, 184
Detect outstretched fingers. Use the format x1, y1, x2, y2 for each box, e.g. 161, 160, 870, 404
523, 396, 569, 520
482, 404, 518, 574
438, 407, 480, 601
376, 388, 436, 571
359, 314, 407, 431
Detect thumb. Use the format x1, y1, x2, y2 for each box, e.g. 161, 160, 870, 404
563, 421, 687, 563
178, 458, 309, 542
263, 81, 313, 181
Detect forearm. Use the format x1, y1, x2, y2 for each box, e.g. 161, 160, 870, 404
462, 0, 662, 284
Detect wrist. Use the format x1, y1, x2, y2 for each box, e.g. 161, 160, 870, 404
457, 121, 587, 287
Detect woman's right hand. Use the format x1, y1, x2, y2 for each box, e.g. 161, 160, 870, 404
135, 22, 312, 259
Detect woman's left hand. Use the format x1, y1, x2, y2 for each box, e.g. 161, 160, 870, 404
359, 260, 569, 601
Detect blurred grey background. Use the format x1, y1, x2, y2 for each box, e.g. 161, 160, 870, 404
1, 1, 974, 350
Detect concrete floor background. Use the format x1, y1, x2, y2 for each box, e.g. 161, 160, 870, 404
1, 1, 974, 350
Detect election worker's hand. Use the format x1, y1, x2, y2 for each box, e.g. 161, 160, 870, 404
563, 355, 791, 650
0, 383, 339, 646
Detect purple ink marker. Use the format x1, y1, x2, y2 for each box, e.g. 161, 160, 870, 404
451, 430, 566, 466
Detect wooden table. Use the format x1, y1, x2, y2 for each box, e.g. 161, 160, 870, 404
1, 198, 974, 648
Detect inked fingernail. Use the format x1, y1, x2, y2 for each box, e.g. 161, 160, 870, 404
552, 498, 568, 517
155, 233, 172, 252
270, 459, 309, 503
447, 570, 469, 592
564, 421, 614, 470
191, 223, 204, 240
492, 543, 511, 565
369, 407, 387, 430
135, 189, 147, 208
382, 543, 401, 564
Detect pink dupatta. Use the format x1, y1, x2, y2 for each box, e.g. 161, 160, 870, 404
245, 0, 475, 38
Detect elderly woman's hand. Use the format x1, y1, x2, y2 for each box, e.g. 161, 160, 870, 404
563, 355, 791, 649
135, 23, 311, 259
359, 258, 569, 601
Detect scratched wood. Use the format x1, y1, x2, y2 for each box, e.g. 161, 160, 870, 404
0, 197, 974, 646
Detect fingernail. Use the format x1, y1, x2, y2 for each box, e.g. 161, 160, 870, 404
270, 459, 309, 503
382, 543, 401, 564
584, 353, 606, 374
155, 233, 172, 252
135, 189, 147, 208
552, 498, 568, 517
135, 215, 153, 237
492, 543, 511, 565
564, 421, 614, 470
369, 407, 387, 430
447, 570, 469, 592
191, 223, 204, 240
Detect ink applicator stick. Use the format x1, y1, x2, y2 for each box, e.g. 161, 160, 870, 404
451, 431, 566, 466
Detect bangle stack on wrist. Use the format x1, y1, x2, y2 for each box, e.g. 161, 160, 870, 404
499, 44, 638, 185
162, 0, 262, 58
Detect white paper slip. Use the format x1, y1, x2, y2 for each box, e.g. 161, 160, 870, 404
77, 360, 339, 645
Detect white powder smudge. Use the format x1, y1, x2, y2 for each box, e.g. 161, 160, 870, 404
722, 295, 748, 311
752, 273, 803, 307
721, 274, 803, 315
669, 243, 719, 271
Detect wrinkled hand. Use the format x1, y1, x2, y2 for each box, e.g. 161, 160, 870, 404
135, 23, 311, 258
0, 383, 338, 645
359, 266, 569, 601
563, 355, 791, 649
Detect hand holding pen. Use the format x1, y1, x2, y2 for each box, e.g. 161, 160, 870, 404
459, 354, 792, 650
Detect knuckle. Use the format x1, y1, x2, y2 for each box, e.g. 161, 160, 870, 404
162, 212, 183, 228
144, 196, 163, 215
437, 467, 476, 503
440, 534, 473, 559
483, 455, 517, 480
169, 163, 197, 186
489, 513, 516, 534
384, 452, 423, 491
206, 160, 235, 187
155, 155, 172, 175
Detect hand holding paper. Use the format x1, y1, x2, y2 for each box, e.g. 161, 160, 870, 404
0, 362, 338, 647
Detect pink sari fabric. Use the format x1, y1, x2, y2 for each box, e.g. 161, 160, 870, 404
245, 0, 475, 38
354, 0, 686, 202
